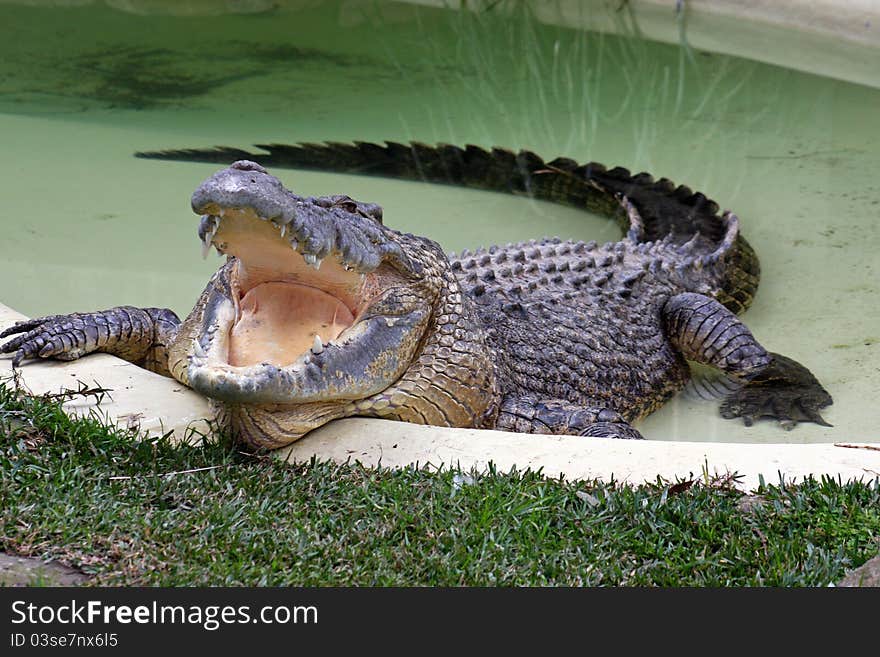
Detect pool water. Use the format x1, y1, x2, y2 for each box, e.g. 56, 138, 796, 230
1, 1, 878, 443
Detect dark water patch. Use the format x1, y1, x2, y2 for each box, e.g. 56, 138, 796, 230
72, 46, 256, 109
22, 42, 374, 110
231, 42, 362, 68
0, 6, 382, 112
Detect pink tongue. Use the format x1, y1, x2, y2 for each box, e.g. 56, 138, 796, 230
228, 282, 354, 367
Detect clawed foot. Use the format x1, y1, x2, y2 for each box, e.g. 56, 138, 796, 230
719, 353, 833, 430
1, 314, 93, 367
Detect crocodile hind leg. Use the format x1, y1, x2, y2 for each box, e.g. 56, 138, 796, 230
663, 292, 832, 429
495, 396, 644, 439
0, 306, 181, 377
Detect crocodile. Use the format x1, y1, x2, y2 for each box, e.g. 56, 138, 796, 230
0, 141, 832, 449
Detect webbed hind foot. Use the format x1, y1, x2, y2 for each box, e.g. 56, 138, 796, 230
719, 353, 833, 430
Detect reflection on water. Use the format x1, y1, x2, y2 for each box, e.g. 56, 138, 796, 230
0, 1, 878, 443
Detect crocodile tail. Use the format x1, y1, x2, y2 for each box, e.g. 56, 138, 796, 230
135, 141, 760, 314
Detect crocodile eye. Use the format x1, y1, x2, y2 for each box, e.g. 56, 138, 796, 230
362, 204, 383, 223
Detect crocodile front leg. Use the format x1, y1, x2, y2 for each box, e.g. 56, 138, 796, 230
495, 396, 644, 439
663, 292, 832, 429
0, 306, 181, 377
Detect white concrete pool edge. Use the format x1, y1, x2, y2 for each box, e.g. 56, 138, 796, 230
407, 0, 880, 90
3, 302, 878, 491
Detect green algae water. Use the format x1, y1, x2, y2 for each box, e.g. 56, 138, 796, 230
1, 1, 878, 444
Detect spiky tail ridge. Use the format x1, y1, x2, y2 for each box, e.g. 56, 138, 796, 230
136, 141, 760, 314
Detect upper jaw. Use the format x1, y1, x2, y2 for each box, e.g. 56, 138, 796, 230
191, 159, 419, 276
198, 206, 368, 315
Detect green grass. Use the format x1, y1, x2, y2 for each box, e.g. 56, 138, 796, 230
1, 380, 878, 586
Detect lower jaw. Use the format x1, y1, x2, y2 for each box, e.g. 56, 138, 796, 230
210, 399, 354, 451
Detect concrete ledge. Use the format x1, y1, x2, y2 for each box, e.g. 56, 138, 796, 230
407, 0, 880, 90
2, 302, 879, 491
276, 418, 880, 491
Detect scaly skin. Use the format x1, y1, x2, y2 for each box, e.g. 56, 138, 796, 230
1, 142, 832, 448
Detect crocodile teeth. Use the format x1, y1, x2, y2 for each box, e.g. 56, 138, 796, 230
192, 339, 206, 359
303, 253, 323, 270
200, 218, 220, 259
311, 334, 324, 355
280, 223, 287, 238
289, 238, 299, 251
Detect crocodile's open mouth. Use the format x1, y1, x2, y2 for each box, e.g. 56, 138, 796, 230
197, 206, 370, 369
183, 160, 430, 410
